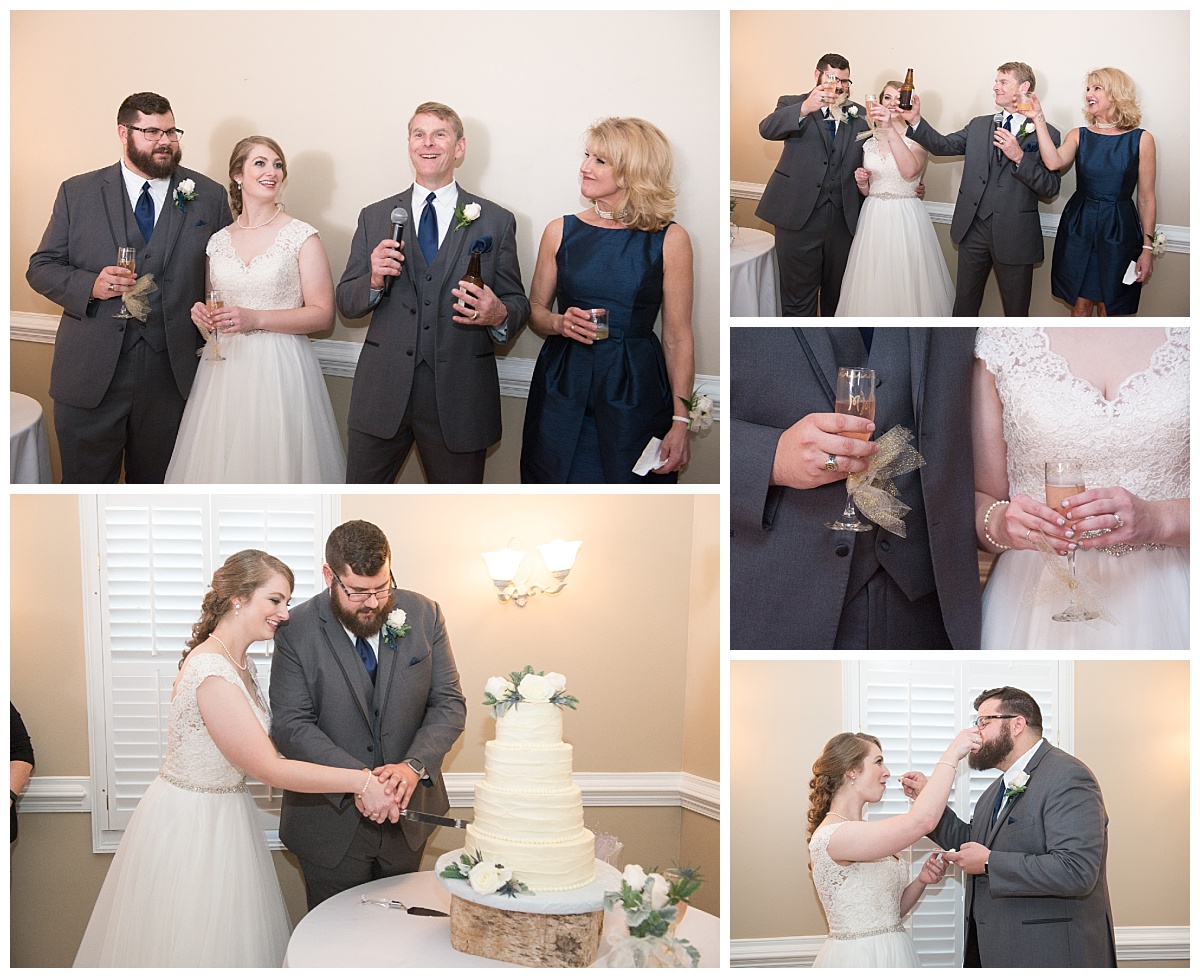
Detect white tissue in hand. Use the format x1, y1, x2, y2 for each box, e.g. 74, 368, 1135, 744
632, 437, 666, 476
1122, 261, 1139, 285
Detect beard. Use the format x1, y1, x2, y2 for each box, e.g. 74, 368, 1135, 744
329, 587, 394, 639
969, 722, 1015, 771
125, 134, 181, 179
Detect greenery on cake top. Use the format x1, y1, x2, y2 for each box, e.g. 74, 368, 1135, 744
484, 665, 579, 718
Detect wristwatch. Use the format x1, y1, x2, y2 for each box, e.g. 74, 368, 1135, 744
403, 758, 427, 782
983, 859, 990, 876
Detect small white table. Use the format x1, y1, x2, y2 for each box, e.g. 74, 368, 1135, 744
730, 227, 782, 317
284, 871, 720, 968
10, 392, 52, 483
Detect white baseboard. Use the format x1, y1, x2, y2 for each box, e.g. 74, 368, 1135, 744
10, 311, 721, 419
730, 925, 1190, 966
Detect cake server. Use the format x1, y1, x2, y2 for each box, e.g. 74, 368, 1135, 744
400, 809, 470, 829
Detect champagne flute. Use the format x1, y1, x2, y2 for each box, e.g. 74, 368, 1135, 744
825, 367, 876, 532
114, 247, 136, 319
1045, 460, 1097, 622
205, 289, 226, 362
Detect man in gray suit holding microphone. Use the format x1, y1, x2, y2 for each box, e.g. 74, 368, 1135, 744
903, 686, 1117, 968
27, 91, 230, 482
270, 519, 467, 909
900, 62, 1061, 316
337, 101, 529, 483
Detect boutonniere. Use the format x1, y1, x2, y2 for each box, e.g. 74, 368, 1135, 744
838, 102, 861, 125
1015, 120, 1036, 142
453, 201, 481, 230
383, 608, 411, 649
1003, 770, 1030, 799
173, 179, 197, 210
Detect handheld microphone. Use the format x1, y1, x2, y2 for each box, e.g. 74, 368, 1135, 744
993, 112, 1005, 165
382, 206, 409, 296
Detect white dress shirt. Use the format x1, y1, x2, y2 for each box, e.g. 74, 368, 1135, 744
119, 161, 170, 229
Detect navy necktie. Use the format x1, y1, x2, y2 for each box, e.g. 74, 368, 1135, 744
135, 182, 155, 244
1004, 114, 1013, 133
990, 775, 1008, 826
858, 327, 874, 353
355, 636, 377, 683
824, 109, 837, 139
417, 191, 438, 265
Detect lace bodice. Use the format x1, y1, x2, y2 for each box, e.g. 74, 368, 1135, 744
206, 219, 318, 310
159, 652, 269, 792
809, 822, 908, 939
864, 135, 919, 199
977, 327, 1190, 503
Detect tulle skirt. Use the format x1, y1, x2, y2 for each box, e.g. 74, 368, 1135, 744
812, 929, 922, 967
834, 196, 954, 317
73, 777, 291, 967
165, 330, 345, 483
982, 547, 1189, 650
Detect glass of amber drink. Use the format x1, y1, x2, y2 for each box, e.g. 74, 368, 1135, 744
1046, 460, 1097, 622
825, 367, 876, 532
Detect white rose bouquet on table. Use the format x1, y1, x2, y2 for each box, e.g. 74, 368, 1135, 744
601, 863, 703, 967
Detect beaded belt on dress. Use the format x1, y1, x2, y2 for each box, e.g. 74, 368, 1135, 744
829, 923, 905, 940
1094, 543, 1168, 557
869, 192, 917, 200
160, 771, 248, 794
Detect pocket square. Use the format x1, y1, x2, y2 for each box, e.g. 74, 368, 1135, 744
469, 235, 493, 254
409, 655, 423, 666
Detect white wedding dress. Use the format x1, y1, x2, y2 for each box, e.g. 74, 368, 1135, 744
978, 326, 1190, 649
835, 132, 953, 317
74, 654, 291, 967
809, 822, 920, 967
165, 219, 346, 483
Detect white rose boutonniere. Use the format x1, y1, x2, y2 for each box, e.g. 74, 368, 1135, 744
383, 608, 411, 648
173, 179, 197, 210
1004, 770, 1030, 798
838, 102, 861, 124
454, 201, 481, 230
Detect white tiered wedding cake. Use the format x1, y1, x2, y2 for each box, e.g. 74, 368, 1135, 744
463, 670, 595, 891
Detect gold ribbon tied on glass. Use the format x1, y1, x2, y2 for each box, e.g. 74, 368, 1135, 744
1027, 532, 1119, 626
121, 274, 159, 323
843, 425, 926, 538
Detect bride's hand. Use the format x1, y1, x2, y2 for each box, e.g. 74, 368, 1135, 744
1002, 494, 1073, 552
190, 301, 214, 332
917, 851, 948, 885
1067, 486, 1157, 549
853, 167, 870, 195
210, 304, 259, 335
947, 727, 982, 762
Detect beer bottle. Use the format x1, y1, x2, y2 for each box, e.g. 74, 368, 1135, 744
462, 250, 484, 311
899, 69, 915, 111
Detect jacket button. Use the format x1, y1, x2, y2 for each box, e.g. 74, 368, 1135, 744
367, 745, 374, 754
835, 544, 850, 557
880, 539, 891, 553
405, 349, 414, 357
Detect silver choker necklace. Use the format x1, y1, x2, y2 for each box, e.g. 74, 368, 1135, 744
593, 202, 615, 221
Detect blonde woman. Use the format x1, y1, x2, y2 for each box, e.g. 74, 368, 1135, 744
807, 727, 979, 967
1024, 68, 1157, 316
521, 118, 695, 483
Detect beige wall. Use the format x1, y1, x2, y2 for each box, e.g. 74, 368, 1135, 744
730, 660, 1189, 948
10, 492, 719, 966
731, 10, 1190, 316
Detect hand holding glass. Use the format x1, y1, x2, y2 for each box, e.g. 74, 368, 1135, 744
1045, 460, 1096, 622
205, 290, 226, 362
825, 367, 876, 532
114, 248, 136, 319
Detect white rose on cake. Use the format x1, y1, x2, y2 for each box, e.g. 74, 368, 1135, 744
544, 672, 567, 693
485, 675, 515, 700
468, 860, 512, 895
518, 672, 557, 702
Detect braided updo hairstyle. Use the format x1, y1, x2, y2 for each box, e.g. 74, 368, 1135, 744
807, 732, 881, 840
180, 549, 294, 668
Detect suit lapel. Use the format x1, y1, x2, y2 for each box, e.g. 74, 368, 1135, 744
433, 187, 475, 291
984, 742, 1051, 845
794, 328, 839, 408
317, 592, 374, 722
158, 172, 190, 269
101, 163, 131, 252
909, 328, 930, 426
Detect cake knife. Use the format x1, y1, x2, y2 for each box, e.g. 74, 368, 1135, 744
400, 809, 470, 829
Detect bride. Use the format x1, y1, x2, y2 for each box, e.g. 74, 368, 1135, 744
973, 326, 1189, 648
807, 726, 980, 967
834, 82, 953, 316
165, 136, 345, 483
74, 551, 397, 966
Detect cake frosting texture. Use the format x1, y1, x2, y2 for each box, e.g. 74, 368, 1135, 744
465, 700, 595, 891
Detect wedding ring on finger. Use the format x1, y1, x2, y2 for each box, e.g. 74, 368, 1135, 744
1026, 529, 1032, 543
824, 453, 839, 471
1114, 515, 1125, 528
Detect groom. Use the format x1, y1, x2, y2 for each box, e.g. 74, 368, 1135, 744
730, 327, 981, 649
903, 686, 1117, 968
900, 62, 1060, 316
270, 519, 467, 909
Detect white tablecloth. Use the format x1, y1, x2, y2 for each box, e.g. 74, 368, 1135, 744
284, 871, 720, 968
10, 392, 52, 483
730, 227, 782, 317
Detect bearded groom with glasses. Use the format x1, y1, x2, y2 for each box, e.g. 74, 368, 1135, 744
269, 519, 467, 909
900, 686, 1116, 968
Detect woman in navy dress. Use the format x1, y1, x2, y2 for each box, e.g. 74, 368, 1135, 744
1025, 68, 1157, 316
520, 118, 695, 483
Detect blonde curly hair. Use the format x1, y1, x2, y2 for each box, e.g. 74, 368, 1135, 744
584, 117, 676, 233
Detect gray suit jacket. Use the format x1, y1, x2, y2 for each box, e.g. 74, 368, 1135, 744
27, 162, 231, 409
755, 94, 870, 236
908, 114, 1061, 264
269, 588, 467, 869
336, 185, 529, 453
730, 327, 981, 650
930, 742, 1117, 968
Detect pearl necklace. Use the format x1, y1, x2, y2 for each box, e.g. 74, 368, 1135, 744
593, 201, 616, 221
828, 812, 851, 822
237, 204, 282, 230
210, 633, 248, 671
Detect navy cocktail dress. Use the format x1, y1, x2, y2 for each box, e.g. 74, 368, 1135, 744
1051, 128, 1144, 315
521, 215, 675, 483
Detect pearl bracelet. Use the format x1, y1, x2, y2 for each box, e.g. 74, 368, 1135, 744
983, 499, 1011, 551
358, 770, 373, 797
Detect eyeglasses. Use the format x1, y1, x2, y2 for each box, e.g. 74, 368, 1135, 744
972, 714, 1019, 729
126, 125, 184, 142
330, 569, 396, 604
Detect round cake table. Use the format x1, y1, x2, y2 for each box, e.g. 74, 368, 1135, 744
283, 871, 721, 968
730, 227, 782, 317
10, 392, 52, 483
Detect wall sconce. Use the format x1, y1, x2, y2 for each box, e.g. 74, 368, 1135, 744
481, 538, 582, 607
